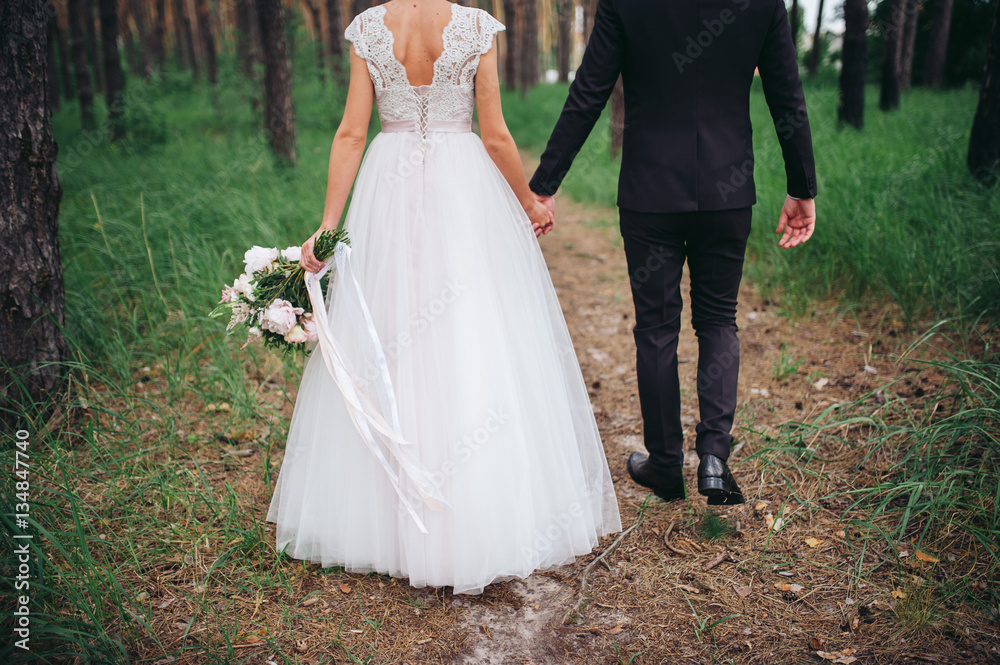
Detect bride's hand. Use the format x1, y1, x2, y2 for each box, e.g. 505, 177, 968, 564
300, 230, 326, 273
525, 200, 554, 238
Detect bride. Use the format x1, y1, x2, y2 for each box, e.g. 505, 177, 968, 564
265, 0, 622, 595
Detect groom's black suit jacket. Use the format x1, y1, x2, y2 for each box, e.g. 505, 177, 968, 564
528, 0, 818, 212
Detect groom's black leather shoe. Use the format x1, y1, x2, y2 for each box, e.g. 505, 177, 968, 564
698, 454, 745, 505
626, 453, 686, 503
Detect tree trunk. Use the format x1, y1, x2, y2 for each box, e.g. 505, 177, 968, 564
583, 0, 597, 42
129, 0, 152, 77
610, 75, 624, 156
900, 0, 920, 90
99, 0, 125, 139
518, 0, 537, 95
0, 0, 67, 421
196, 0, 217, 84
968, 0, 1000, 183
351, 0, 368, 19
556, 0, 571, 83
301, 0, 326, 85
68, 0, 95, 128
880, 0, 905, 111
47, 10, 61, 110
84, 0, 103, 92
55, 10, 74, 100
502, 0, 518, 90
325, 0, 343, 79
807, 0, 825, 75
790, 0, 800, 49
924, 0, 955, 88
838, 0, 867, 129
236, 0, 261, 77
152, 0, 167, 70
257, 0, 296, 164
180, 0, 200, 80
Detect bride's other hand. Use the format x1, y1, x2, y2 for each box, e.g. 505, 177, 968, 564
532, 193, 555, 235
300, 230, 326, 273
526, 201, 554, 238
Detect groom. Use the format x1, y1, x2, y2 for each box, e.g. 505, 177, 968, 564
529, 0, 817, 505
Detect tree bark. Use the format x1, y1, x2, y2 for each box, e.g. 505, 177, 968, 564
99, 0, 124, 139
838, 0, 867, 129
610, 75, 624, 156
83, 0, 103, 92
129, 0, 152, 77
152, 0, 167, 70
556, 0, 572, 83
790, 0, 800, 49
236, 0, 262, 77
325, 0, 343, 79
880, 0, 905, 111
923, 0, 955, 88
47, 9, 61, 110
196, 0, 217, 84
257, 0, 296, 164
68, 0, 95, 128
899, 0, 920, 90
54, 8, 74, 100
0, 0, 67, 421
968, 0, 1000, 183
518, 0, 537, 95
502, 0, 518, 90
807, 0, 825, 75
180, 0, 200, 80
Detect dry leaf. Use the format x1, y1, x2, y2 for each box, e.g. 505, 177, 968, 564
415, 637, 432, 644
755, 501, 769, 511
774, 582, 804, 593
805, 537, 824, 548
810, 636, 825, 650
835, 530, 846, 538
301, 596, 320, 607
340, 583, 352, 594
677, 584, 701, 594
817, 649, 858, 664
813, 377, 830, 390
915, 549, 940, 564
764, 513, 785, 531
735, 585, 752, 598
608, 625, 624, 635
891, 588, 906, 599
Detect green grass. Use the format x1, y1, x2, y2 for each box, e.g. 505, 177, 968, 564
501, 80, 1000, 323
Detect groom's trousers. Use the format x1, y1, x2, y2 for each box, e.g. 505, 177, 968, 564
618, 207, 752, 471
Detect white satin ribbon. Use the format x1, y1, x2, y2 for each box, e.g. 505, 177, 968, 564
304, 243, 446, 534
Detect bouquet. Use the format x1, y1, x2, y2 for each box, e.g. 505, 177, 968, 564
212, 229, 349, 353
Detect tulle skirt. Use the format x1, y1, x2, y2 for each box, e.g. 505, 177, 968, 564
265, 128, 622, 594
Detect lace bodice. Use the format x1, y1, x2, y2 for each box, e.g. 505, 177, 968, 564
345, 4, 505, 129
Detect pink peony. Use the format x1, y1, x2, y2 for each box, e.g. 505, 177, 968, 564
301, 313, 318, 342
284, 325, 308, 344
260, 298, 304, 336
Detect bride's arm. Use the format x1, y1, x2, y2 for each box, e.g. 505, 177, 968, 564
301, 50, 375, 272
475, 44, 554, 238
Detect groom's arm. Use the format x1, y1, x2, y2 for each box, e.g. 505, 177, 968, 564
757, 0, 817, 200
529, 0, 625, 196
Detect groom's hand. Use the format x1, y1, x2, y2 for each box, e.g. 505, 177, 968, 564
776, 196, 816, 248
532, 192, 555, 235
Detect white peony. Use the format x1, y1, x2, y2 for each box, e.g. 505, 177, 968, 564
260, 298, 304, 336
232, 273, 255, 301
244, 245, 279, 274
280, 245, 302, 262
284, 325, 308, 344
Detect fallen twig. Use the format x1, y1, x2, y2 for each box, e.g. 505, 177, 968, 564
704, 551, 732, 571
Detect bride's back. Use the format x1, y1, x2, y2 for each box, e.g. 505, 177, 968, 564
380, 0, 455, 87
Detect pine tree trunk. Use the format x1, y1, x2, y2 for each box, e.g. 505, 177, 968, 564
923, 0, 955, 88
556, 0, 571, 83
518, 0, 537, 95
610, 75, 624, 156
838, 0, 867, 129
790, 0, 800, 49
196, 0, 217, 84
55, 11, 74, 100
130, 0, 152, 77
900, 0, 920, 90
502, 0, 518, 90
807, 0, 824, 75
47, 11, 62, 110
968, 0, 1000, 183
181, 0, 200, 80
153, 0, 167, 70
68, 0, 95, 128
351, 0, 368, 19
325, 0, 343, 79
236, 0, 261, 77
84, 0, 103, 92
99, 0, 125, 139
0, 0, 67, 421
257, 0, 296, 164
880, 0, 905, 111
301, 0, 326, 85
583, 0, 597, 41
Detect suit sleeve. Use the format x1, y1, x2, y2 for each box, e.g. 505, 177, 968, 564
528, 0, 626, 196
757, 0, 817, 199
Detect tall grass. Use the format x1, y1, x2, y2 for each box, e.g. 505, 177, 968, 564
501, 80, 1000, 322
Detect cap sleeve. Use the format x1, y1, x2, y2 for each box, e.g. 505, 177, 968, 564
475, 9, 505, 55
344, 12, 366, 59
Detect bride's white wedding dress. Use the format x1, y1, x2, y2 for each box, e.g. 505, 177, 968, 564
265, 3, 622, 595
